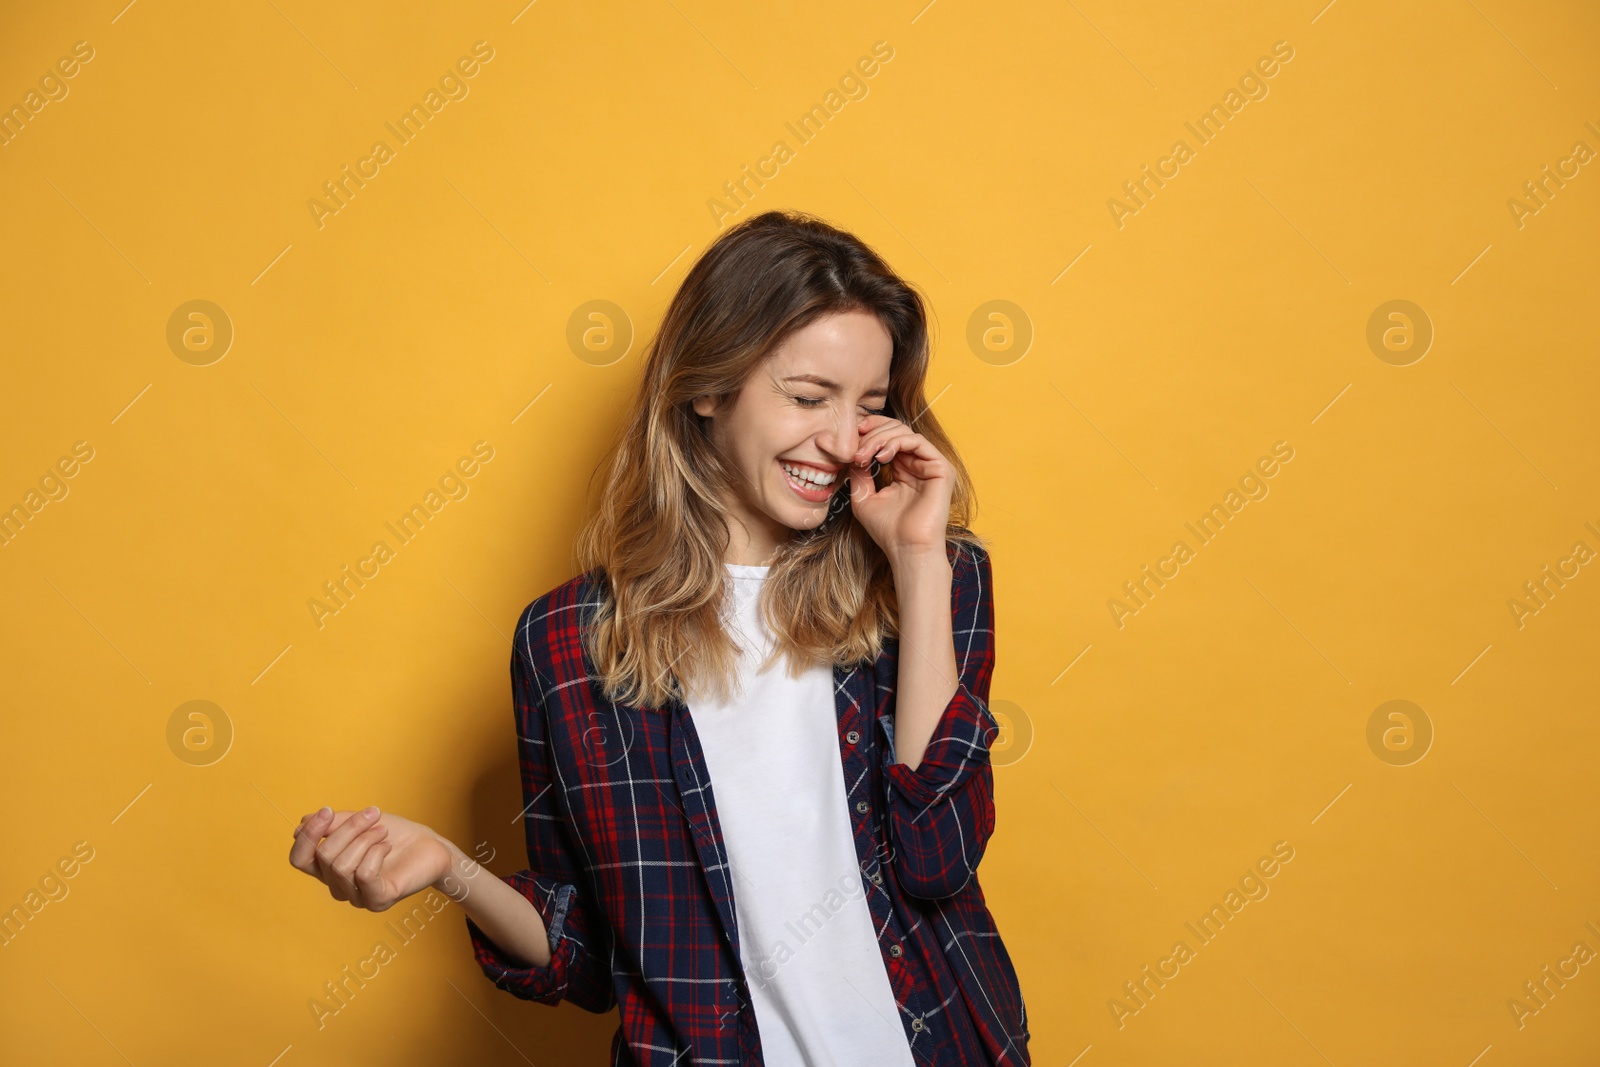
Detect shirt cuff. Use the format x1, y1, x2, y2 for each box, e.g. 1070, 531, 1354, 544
881, 681, 1000, 807
463, 870, 578, 1004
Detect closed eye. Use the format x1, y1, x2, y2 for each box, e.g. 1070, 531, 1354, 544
794, 394, 886, 416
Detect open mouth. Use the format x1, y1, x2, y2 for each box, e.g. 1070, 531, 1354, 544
778, 459, 839, 503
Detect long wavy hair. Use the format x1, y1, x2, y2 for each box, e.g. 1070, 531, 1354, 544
573, 209, 984, 709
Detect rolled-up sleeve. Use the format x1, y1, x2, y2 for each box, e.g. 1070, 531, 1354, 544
465, 600, 615, 1012
882, 540, 1000, 899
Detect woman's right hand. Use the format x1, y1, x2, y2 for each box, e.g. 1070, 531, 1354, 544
289, 806, 452, 913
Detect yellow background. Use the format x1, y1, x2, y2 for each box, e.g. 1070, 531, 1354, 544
2, 0, 1596, 1063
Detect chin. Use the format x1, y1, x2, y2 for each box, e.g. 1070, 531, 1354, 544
786, 510, 828, 532
764, 493, 831, 533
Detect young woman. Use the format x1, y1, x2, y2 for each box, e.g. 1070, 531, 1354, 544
288, 210, 1030, 1065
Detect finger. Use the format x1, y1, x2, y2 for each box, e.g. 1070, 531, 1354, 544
296, 810, 346, 843
311, 807, 382, 890
854, 422, 904, 461
289, 807, 335, 873
877, 432, 941, 467
865, 430, 915, 466
352, 841, 393, 910
854, 433, 900, 470
296, 807, 364, 843
329, 825, 389, 903
888, 454, 943, 485
321, 825, 387, 908
318, 806, 381, 864
864, 419, 934, 457
855, 413, 897, 436
857, 431, 934, 470
848, 463, 878, 504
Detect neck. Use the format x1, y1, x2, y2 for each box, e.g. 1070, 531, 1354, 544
722, 513, 787, 567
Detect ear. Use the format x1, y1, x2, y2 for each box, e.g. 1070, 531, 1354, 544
692, 394, 718, 418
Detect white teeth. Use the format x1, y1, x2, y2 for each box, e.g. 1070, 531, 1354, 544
781, 462, 836, 486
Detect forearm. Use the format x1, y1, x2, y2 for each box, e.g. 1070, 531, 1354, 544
431, 835, 551, 968
891, 548, 957, 771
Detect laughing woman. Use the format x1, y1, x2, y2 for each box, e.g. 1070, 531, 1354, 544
288, 210, 1030, 1065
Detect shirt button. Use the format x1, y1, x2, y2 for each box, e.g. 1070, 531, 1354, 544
845, 730, 860, 744
870, 870, 883, 885
856, 800, 870, 814
888, 943, 902, 958
910, 1019, 926, 1032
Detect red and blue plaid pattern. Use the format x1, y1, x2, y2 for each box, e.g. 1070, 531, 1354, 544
464, 538, 1030, 1065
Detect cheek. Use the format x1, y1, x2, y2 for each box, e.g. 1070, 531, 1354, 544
749, 410, 804, 456
726, 419, 782, 485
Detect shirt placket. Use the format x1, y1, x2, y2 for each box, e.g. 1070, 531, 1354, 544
833, 663, 953, 1064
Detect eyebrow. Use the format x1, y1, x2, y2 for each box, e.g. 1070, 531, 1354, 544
780, 373, 889, 399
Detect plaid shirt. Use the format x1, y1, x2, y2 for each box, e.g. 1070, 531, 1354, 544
464, 538, 1030, 1065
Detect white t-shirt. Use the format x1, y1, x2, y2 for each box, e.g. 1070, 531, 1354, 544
684, 562, 915, 1066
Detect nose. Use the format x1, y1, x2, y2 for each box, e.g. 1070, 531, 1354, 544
817, 406, 866, 465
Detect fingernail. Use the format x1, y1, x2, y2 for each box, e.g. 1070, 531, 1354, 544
363, 805, 379, 818
318, 806, 331, 817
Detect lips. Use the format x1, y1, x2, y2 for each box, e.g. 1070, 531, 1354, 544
777, 459, 839, 502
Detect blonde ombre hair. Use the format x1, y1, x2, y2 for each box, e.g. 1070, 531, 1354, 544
573, 210, 984, 709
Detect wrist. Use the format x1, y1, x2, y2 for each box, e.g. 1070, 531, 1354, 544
429, 833, 472, 895
889, 545, 950, 578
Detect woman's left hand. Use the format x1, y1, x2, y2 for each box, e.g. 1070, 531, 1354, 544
846, 413, 954, 564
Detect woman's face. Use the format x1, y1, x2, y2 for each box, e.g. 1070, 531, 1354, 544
694, 309, 893, 562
